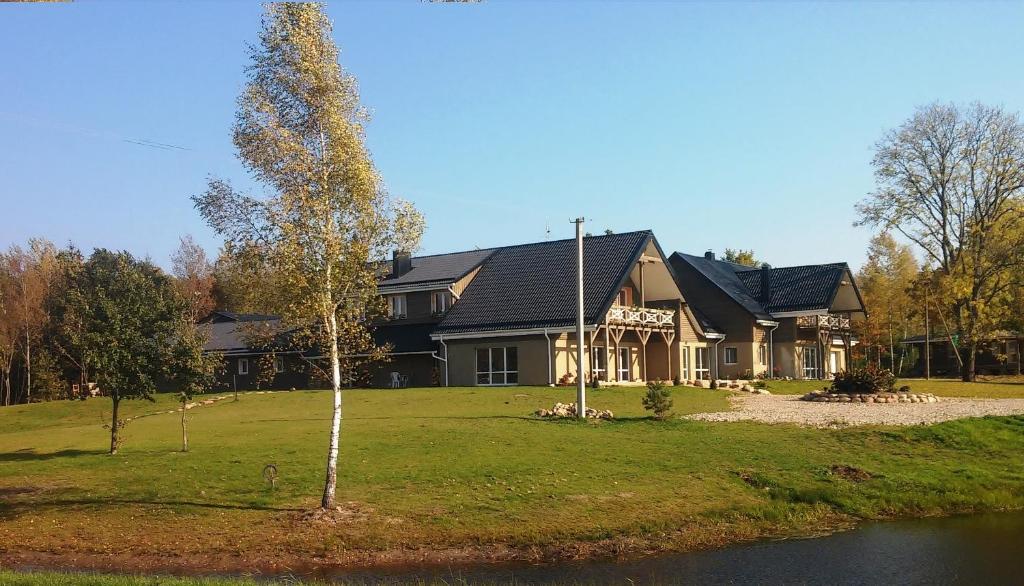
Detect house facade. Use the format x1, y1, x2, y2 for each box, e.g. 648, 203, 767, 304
669, 252, 867, 380
901, 333, 1022, 377
199, 311, 312, 391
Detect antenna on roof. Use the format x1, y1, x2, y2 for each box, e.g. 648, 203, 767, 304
545, 222, 551, 241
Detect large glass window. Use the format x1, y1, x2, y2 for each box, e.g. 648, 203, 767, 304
388, 294, 407, 319
617, 347, 631, 381
694, 347, 710, 380
592, 348, 607, 379
802, 346, 821, 379
724, 347, 738, 365
476, 347, 519, 386
759, 344, 767, 366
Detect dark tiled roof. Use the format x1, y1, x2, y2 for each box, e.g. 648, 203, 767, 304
378, 249, 495, 288
198, 311, 279, 325
200, 315, 281, 353
689, 305, 722, 336
373, 322, 438, 353
671, 253, 774, 321
435, 231, 651, 334
734, 263, 847, 313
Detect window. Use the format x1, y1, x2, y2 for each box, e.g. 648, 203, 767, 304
724, 347, 738, 365
592, 348, 607, 378
617, 347, 631, 381
802, 346, 821, 379
694, 347, 710, 380
274, 356, 285, 374
759, 344, 768, 366
681, 347, 690, 380
616, 287, 633, 306
431, 291, 451, 314
238, 358, 249, 375
475, 347, 518, 385
388, 294, 407, 319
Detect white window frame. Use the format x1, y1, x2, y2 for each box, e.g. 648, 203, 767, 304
592, 348, 607, 378
802, 346, 821, 379
388, 294, 407, 319
724, 347, 738, 365
475, 346, 519, 386
681, 346, 690, 380
274, 355, 285, 374
759, 344, 767, 366
431, 290, 451, 314
694, 347, 710, 380
238, 358, 249, 375
617, 347, 631, 381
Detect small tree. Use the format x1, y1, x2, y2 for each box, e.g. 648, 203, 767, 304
71, 250, 198, 454
169, 320, 219, 452
643, 380, 673, 420
723, 249, 762, 267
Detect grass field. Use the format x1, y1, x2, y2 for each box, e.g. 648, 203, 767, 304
765, 377, 1024, 398
3, 385, 1024, 578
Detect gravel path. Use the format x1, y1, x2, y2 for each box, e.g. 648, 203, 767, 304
685, 393, 1024, 428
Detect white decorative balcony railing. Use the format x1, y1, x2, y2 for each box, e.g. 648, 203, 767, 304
796, 313, 852, 330
607, 305, 675, 328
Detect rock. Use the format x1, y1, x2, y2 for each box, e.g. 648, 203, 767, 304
756, 389, 771, 395
742, 385, 754, 392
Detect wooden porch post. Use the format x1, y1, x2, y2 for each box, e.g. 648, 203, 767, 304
604, 315, 611, 382
638, 329, 652, 381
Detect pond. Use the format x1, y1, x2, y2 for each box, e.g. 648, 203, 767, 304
304, 511, 1024, 585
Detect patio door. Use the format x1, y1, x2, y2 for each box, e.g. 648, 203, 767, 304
802, 346, 821, 379
617, 347, 631, 381
830, 351, 840, 374
592, 348, 607, 380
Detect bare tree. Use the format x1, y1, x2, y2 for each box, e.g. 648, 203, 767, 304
171, 235, 217, 322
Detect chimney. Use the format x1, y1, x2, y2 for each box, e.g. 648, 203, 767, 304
759, 263, 772, 304
392, 250, 412, 278
704, 250, 715, 260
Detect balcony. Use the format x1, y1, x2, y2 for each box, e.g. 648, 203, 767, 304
796, 313, 851, 330
607, 305, 675, 328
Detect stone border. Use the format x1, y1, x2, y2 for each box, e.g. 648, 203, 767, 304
801, 391, 939, 404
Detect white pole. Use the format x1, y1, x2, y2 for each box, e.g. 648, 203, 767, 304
574, 217, 587, 418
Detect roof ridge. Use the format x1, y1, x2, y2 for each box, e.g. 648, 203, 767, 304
425, 230, 654, 259
734, 261, 848, 272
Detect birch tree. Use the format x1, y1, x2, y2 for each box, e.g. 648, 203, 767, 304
193, 3, 423, 510
857, 103, 1024, 381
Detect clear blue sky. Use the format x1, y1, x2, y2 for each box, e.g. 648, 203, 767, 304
3, 1, 1023, 271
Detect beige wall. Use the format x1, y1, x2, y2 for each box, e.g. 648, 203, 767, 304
446, 335, 553, 387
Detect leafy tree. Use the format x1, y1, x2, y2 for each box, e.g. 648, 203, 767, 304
171, 235, 216, 323
0, 239, 57, 404
856, 232, 919, 373
857, 103, 1024, 381
170, 321, 220, 452
72, 249, 198, 454
723, 249, 761, 267
194, 4, 422, 509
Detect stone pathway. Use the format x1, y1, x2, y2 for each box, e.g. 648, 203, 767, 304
685, 392, 1024, 428
124, 391, 287, 423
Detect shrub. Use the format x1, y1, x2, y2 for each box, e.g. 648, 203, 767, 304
643, 380, 674, 419
753, 380, 768, 390
557, 372, 574, 387
709, 379, 718, 390
829, 368, 897, 394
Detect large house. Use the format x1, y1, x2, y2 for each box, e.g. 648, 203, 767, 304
200, 232, 867, 389
901, 332, 1022, 377
379, 230, 715, 387
668, 252, 867, 380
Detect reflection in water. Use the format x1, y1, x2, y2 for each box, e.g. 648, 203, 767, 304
303, 512, 1024, 585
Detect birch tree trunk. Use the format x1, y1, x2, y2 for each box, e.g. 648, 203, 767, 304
24, 331, 31, 402
321, 310, 343, 510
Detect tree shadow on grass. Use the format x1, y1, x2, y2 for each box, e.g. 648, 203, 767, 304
0, 449, 106, 462
0, 497, 303, 521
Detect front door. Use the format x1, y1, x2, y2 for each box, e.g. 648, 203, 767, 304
617, 347, 631, 382
830, 351, 840, 374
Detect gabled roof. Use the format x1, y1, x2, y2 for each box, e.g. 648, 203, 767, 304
434, 231, 652, 335
734, 263, 849, 314
378, 249, 495, 289
198, 312, 281, 353
671, 253, 774, 321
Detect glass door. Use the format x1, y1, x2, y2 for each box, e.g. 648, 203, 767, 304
617, 347, 631, 381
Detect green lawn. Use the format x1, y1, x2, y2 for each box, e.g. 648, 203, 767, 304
2, 385, 1024, 576
765, 377, 1024, 398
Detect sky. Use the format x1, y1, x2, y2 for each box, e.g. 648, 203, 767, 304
2, 1, 1023, 272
